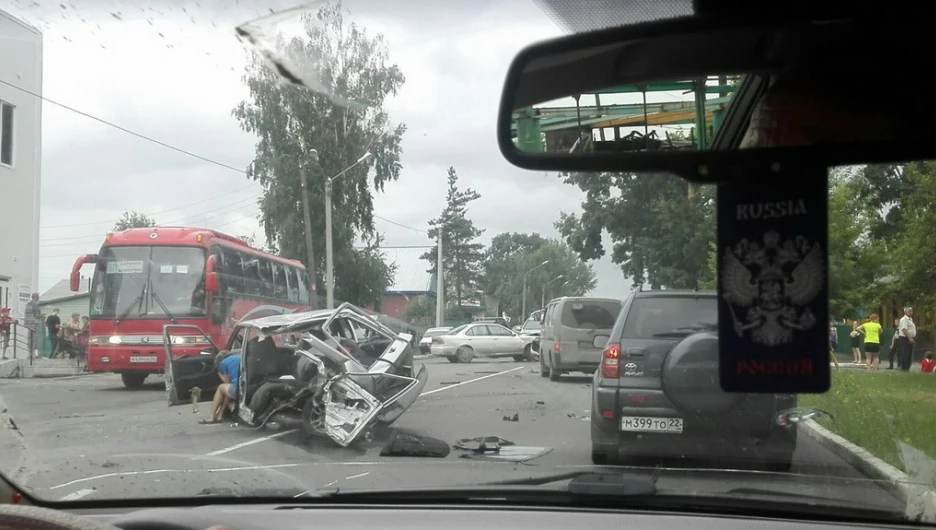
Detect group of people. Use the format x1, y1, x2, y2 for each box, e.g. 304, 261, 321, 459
44, 308, 90, 362
830, 307, 934, 372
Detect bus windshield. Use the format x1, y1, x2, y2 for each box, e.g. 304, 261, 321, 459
90, 246, 207, 319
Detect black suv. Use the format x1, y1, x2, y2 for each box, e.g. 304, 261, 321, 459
589, 290, 797, 471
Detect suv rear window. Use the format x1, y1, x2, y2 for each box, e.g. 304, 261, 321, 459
620, 297, 718, 339
561, 300, 622, 329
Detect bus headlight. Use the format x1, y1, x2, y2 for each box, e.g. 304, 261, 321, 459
108, 336, 122, 345
172, 336, 209, 345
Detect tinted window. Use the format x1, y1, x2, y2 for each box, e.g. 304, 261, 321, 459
286, 267, 299, 302
561, 300, 621, 329
620, 297, 718, 339
272, 262, 287, 298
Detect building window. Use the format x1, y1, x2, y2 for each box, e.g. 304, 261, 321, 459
0, 102, 13, 167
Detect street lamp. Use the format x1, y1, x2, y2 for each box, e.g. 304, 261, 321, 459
324, 151, 373, 309
521, 259, 549, 320
542, 274, 565, 308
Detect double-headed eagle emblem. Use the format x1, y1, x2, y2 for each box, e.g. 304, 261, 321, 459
722, 231, 824, 347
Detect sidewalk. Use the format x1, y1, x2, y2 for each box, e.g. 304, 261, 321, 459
0, 356, 86, 378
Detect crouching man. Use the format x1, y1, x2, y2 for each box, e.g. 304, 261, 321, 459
201, 350, 239, 424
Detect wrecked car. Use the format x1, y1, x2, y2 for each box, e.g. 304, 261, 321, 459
161, 302, 429, 447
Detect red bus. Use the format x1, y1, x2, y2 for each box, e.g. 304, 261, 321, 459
70, 227, 311, 388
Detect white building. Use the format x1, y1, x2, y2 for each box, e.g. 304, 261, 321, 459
0, 9, 42, 321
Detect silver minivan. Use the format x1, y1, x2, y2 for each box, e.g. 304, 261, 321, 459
539, 296, 623, 381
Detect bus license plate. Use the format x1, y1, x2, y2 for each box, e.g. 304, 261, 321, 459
620, 416, 683, 434
130, 356, 157, 364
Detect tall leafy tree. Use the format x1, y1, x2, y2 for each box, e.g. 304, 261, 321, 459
113, 211, 156, 231
232, 2, 405, 306
555, 172, 715, 289
482, 233, 595, 319
421, 167, 485, 306
890, 161, 936, 307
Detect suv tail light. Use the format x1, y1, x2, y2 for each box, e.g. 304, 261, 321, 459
601, 342, 621, 378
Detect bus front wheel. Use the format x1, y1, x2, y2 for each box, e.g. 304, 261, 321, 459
121, 373, 147, 389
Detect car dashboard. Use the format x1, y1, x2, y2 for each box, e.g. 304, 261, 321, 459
57, 504, 909, 530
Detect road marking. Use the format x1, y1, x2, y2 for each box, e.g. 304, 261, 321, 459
345, 471, 369, 480
60, 488, 95, 501
205, 429, 297, 457
49, 462, 303, 490
419, 366, 524, 397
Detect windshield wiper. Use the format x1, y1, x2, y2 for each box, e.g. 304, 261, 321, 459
148, 277, 176, 323
115, 284, 146, 323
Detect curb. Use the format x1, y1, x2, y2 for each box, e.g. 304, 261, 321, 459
801, 419, 936, 521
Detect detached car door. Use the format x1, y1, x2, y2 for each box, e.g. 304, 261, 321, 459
163, 324, 231, 406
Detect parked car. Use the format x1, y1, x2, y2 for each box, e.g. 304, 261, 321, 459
429, 322, 535, 363
418, 326, 452, 354
539, 296, 623, 380
589, 290, 797, 471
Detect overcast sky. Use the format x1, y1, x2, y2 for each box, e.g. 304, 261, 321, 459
8, 0, 653, 297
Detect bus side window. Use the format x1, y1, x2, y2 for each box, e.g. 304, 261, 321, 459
272, 262, 288, 299
297, 269, 310, 305
257, 259, 273, 298
287, 267, 299, 303
221, 248, 243, 294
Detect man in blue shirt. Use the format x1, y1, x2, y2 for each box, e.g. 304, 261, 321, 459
203, 350, 240, 424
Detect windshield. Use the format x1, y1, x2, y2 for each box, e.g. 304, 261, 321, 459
1, 1, 932, 526
561, 300, 621, 329
621, 297, 718, 339
90, 246, 207, 319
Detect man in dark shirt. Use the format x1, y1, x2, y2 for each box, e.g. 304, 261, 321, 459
46, 309, 61, 358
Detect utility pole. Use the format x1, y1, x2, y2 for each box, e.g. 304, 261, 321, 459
324, 178, 334, 309
436, 235, 444, 327
300, 165, 318, 310
521, 259, 550, 321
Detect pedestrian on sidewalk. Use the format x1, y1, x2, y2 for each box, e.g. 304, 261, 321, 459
887, 318, 899, 369
46, 309, 61, 358
849, 320, 862, 364
59, 313, 82, 360
0, 308, 15, 359
897, 307, 916, 371
77, 316, 90, 369
857, 313, 882, 371
23, 293, 41, 358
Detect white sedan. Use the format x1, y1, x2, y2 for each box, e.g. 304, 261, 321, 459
428, 322, 536, 363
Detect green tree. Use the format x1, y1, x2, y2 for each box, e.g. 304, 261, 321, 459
482, 233, 596, 320
890, 161, 936, 307
556, 172, 715, 289
403, 295, 435, 323
827, 167, 882, 319
334, 236, 396, 308
232, 2, 406, 306
421, 167, 485, 306
113, 211, 156, 231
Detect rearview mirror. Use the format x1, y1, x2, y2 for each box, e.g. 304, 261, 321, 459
592, 335, 610, 349
497, 15, 936, 179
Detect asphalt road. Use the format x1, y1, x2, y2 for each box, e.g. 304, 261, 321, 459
0, 356, 904, 514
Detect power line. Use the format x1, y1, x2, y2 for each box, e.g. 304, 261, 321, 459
0, 78, 247, 175
0, 78, 428, 241
40, 196, 259, 245
40, 182, 260, 230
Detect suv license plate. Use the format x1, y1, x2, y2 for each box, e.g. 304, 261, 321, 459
620, 416, 683, 433
130, 356, 157, 363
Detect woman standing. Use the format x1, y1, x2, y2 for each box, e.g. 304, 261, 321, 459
849, 320, 863, 364
858, 313, 883, 371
